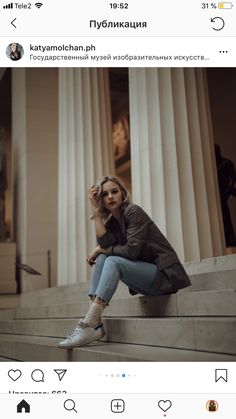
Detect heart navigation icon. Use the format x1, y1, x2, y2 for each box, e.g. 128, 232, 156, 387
158, 400, 172, 412
8, 369, 22, 381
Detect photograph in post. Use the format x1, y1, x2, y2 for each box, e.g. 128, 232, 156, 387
0, 67, 236, 362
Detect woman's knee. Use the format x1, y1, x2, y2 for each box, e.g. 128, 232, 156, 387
95, 253, 107, 266
103, 256, 126, 274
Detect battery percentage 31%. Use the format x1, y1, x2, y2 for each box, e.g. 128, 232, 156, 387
202, 3, 217, 8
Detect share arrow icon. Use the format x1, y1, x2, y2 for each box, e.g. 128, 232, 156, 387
54, 369, 67, 381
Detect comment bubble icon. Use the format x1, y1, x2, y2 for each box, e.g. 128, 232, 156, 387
31, 369, 44, 382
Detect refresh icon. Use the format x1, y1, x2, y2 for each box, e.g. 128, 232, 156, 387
211, 16, 225, 31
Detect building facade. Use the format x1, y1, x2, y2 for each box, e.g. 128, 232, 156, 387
1, 67, 236, 294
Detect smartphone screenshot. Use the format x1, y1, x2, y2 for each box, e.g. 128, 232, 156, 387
0, 0, 236, 417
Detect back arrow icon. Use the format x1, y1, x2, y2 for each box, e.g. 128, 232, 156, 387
211, 17, 225, 31
11, 18, 17, 28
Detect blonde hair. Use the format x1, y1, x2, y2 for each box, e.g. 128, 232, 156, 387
95, 175, 130, 220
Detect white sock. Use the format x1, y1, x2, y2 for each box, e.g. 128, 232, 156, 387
81, 302, 105, 328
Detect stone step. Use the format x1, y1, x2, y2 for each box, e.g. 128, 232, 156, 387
17, 254, 236, 305
1, 255, 234, 363
0, 317, 235, 354
0, 309, 15, 320
185, 270, 236, 292
184, 253, 236, 274
5, 289, 235, 320
0, 334, 235, 362
18, 269, 236, 308
18, 282, 130, 307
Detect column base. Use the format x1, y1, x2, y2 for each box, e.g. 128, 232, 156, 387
0, 242, 17, 294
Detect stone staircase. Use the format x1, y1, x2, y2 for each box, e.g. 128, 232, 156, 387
0, 255, 236, 361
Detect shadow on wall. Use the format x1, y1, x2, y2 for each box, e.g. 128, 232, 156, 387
214, 144, 236, 247
207, 68, 236, 245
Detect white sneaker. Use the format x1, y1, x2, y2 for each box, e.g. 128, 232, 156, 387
57, 323, 105, 349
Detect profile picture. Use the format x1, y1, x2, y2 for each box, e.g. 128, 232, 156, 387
206, 400, 218, 412
6, 42, 24, 61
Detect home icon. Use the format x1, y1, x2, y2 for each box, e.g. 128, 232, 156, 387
17, 399, 30, 413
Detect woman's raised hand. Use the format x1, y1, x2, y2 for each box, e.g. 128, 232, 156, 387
89, 185, 100, 209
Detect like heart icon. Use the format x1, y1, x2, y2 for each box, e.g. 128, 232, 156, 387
8, 369, 22, 381
158, 400, 172, 412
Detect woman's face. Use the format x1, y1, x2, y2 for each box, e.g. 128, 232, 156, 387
101, 181, 123, 212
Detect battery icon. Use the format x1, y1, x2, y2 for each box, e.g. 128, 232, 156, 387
218, 2, 234, 8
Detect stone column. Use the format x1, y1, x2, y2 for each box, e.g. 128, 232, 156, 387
12, 68, 59, 291
129, 68, 225, 262
58, 68, 114, 286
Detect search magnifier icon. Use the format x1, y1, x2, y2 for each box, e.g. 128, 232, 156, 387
64, 399, 78, 413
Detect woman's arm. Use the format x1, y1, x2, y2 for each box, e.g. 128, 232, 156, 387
102, 205, 151, 260
87, 245, 102, 266
92, 208, 107, 238
89, 185, 106, 237
89, 185, 117, 247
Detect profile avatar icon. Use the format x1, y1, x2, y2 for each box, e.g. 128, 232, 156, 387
6, 43, 24, 61
206, 400, 218, 412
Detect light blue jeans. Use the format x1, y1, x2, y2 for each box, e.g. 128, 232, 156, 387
89, 254, 162, 303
